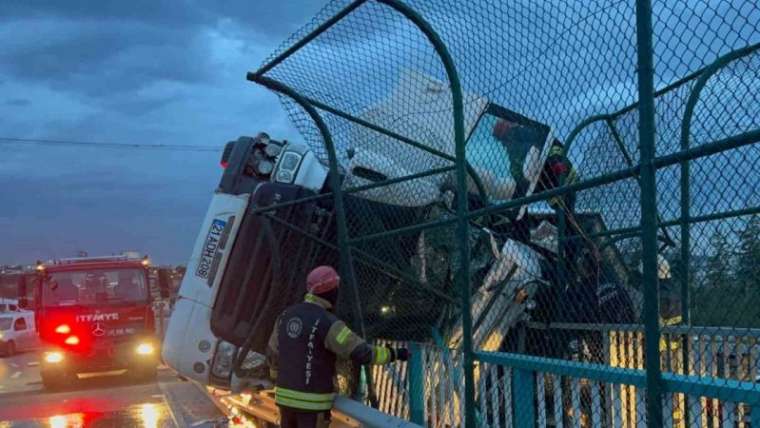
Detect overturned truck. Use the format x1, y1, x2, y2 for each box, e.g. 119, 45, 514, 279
161, 1, 760, 426
162, 71, 653, 392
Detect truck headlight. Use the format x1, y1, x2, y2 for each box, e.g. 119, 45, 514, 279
274, 152, 302, 184
211, 341, 237, 379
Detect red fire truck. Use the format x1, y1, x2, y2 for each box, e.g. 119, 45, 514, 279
28, 255, 168, 390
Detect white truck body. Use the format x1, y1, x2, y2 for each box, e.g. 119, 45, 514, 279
162, 192, 249, 384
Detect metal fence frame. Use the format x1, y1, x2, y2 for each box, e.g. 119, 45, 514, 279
245, 0, 760, 426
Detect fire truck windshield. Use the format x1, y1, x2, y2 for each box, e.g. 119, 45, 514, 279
0, 317, 11, 331
42, 269, 148, 307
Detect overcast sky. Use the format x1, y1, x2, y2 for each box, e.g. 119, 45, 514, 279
0, 1, 328, 265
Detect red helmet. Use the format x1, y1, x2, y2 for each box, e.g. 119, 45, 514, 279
306, 266, 340, 295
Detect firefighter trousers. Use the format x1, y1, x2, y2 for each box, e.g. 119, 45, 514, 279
278, 406, 331, 428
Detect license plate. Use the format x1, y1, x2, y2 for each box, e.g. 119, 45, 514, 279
195, 218, 227, 279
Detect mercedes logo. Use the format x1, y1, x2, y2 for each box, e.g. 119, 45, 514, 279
92, 322, 105, 337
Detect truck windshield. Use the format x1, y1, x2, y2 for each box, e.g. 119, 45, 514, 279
0, 317, 11, 330
42, 268, 148, 307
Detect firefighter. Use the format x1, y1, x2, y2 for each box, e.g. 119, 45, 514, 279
266, 265, 409, 428
535, 139, 577, 212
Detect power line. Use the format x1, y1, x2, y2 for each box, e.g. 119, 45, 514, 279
0, 137, 223, 152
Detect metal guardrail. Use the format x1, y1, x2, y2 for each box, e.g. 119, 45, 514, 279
372, 324, 760, 427
209, 387, 421, 428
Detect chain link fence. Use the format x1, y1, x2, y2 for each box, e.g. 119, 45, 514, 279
246, 0, 760, 426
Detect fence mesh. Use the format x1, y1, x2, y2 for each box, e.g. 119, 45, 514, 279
250, 0, 760, 426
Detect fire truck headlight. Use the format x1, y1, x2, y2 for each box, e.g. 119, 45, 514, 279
211, 341, 237, 379
45, 352, 64, 364
64, 335, 80, 346
136, 343, 155, 355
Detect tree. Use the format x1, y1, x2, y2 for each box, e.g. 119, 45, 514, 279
735, 216, 760, 327
736, 216, 760, 293
704, 231, 732, 289
692, 230, 733, 326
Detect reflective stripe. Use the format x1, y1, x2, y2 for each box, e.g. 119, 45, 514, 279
303, 293, 332, 309
275, 387, 335, 403
373, 346, 390, 364
335, 326, 351, 345
549, 145, 565, 156
275, 387, 335, 411
276, 395, 334, 411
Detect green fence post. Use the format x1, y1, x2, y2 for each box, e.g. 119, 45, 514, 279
634, 0, 664, 426
246, 75, 370, 403
556, 175, 567, 298
373, 1, 476, 426
408, 343, 425, 425
513, 368, 535, 428
678, 77, 693, 428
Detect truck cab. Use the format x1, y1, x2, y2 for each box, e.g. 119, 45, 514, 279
33, 255, 163, 389
162, 134, 329, 389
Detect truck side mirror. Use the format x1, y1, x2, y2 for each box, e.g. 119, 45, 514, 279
158, 269, 171, 299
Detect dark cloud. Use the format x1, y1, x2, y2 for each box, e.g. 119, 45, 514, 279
1, 20, 214, 97
196, 1, 329, 37
0, 1, 329, 264
5, 98, 30, 106
0, 0, 329, 98
2, 1, 210, 28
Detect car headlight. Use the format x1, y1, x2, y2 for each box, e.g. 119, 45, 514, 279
45, 352, 64, 363
136, 342, 155, 355
211, 341, 237, 379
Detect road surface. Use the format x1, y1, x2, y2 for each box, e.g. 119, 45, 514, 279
0, 351, 226, 427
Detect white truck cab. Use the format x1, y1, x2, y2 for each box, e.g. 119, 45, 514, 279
162, 134, 332, 387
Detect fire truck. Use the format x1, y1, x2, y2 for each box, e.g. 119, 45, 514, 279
28, 254, 169, 390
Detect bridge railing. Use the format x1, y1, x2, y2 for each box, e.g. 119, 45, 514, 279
373, 325, 760, 427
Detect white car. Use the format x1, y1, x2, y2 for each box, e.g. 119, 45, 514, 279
0, 311, 37, 357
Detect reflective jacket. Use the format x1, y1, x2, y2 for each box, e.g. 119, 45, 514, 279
266, 293, 395, 411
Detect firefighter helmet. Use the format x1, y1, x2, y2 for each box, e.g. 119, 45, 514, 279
306, 266, 340, 295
